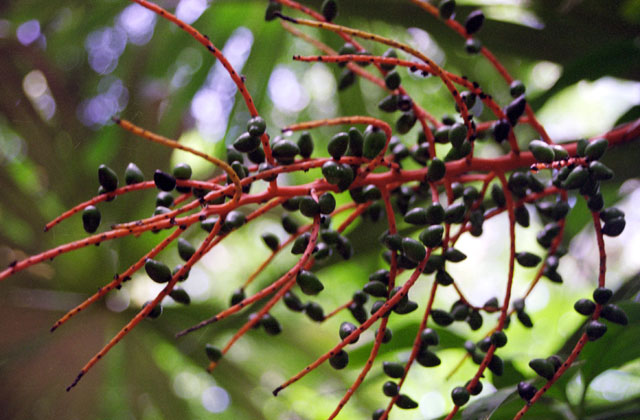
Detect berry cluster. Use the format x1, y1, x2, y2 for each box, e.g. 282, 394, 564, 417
1, 0, 639, 419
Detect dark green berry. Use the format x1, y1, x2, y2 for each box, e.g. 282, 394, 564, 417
448, 122, 467, 148
339, 321, 359, 344
321, 0, 338, 22
230, 288, 245, 306
402, 237, 426, 263
451, 387, 470, 406
585, 138, 608, 160
363, 125, 387, 159
518, 381, 537, 401
529, 140, 554, 164
328, 132, 349, 160
272, 139, 300, 162
173, 163, 192, 180
299, 196, 320, 218
261, 232, 280, 251
574, 299, 596, 316
82, 205, 101, 233
205, 344, 222, 362
516, 251, 541, 267
156, 191, 174, 208
420, 328, 439, 346
488, 354, 504, 376
304, 301, 325, 321
382, 381, 398, 397
419, 225, 444, 248
416, 347, 441, 367
510, 80, 526, 97
384, 70, 401, 90
439, 0, 455, 19
464, 10, 484, 34
593, 287, 613, 304
586, 320, 607, 341
297, 270, 324, 295
297, 131, 314, 158
291, 232, 310, 254
145, 259, 172, 283
491, 330, 508, 348
154, 170, 176, 191
382, 361, 404, 378
529, 358, 555, 380
169, 288, 190, 305
261, 313, 282, 335
177, 238, 196, 261
505, 95, 526, 126
426, 158, 446, 182
98, 164, 118, 192
395, 394, 418, 409
517, 310, 533, 328
247, 116, 266, 136
431, 309, 454, 326
601, 304, 628, 325
283, 291, 304, 312
378, 94, 398, 112
124, 162, 144, 185
144, 301, 162, 319
465, 38, 482, 54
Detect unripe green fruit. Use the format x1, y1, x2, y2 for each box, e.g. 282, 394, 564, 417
402, 237, 426, 263
349, 303, 368, 324
338, 69, 355, 90
283, 291, 304, 312
529, 358, 555, 379
346, 127, 364, 157
444, 203, 465, 223
426, 158, 446, 182
383, 361, 404, 378
98, 164, 118, 192
586, 320, 607, 341
156, 191, 174, 208
416, 347, 441, 367
363, 185, 381, 201
205, 344, 222, 362
467, 310, 483, 330
518, 381, 537, 401
321, 0, 338, 22
384, 70, 401, 90
381, 48, 398, 71
322, 160, 342, 184
431, 309, 454, 326
169, 288, 190, 305
264, 1, 281, 21
510, 80, 526, 97
492, 119, 511, 143
173, 163, 192, 180
448, 122, 467, 148
297, 270, 324, 295
602, 217, 625, 237
247, 116, 266, 136
261, 313, 282, 335
382, 381, 398, 397
226, 147, 242, 164
223, 210, 245, 231
281, 214, 299, 234
336, 235, 353, 259
420, 328, 439, 346
585, 138, 608, 160
291, 232, 310, 254
589, 161, 614, 181
233, 132, 260, 153
393, 299, 418, 315
144, 301, 162, 319
516, 251, 541, 267
124, 162, 144, 185
515, 205, 530, 227
491, 330, 508, 348
339, 321, 359, 344
505, 95, 526, 126
318, 192, 336, 214
562, 166, 589, 190
328, 132, 349, 160
484, 297, 499, 311
517, 310, 533, 328
593, 287, 613, 304
145, 259, 172, 283
425, 203, 445, 225
420, 225, 444, 248
177, 238, 196, 261
601, 304, 628, 325
154, 170, 176, 191
488, 354, 504, 376
299, 196, 320, 218
363, 126, 387, 159
529, 139, 554, 164
434, 126, 450, 143
395, 394, 418, 409
82, 205, 101, 233
261, 232, 280, 251
363, 280, 388, 298
465, 38, 482, 54
451, 301, 469, 320
439, 0, 456, 19
404, 207, 428, 225
304, 301, 325, 321
297, 131, 314, 158
491, 183, 506, 208
328, 349, 349, 369
230, 288, 247, 306
396, 111, 417, 134
464, 10, 484, 34
451, 386, 470, 406
574, 298, 596, 316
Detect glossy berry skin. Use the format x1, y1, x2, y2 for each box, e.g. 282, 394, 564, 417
82, 205, 101, 233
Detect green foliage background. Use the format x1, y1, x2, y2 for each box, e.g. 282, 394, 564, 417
1, 1, 639, 419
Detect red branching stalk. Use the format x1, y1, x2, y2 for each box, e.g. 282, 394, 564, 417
3, 0, 640, 418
